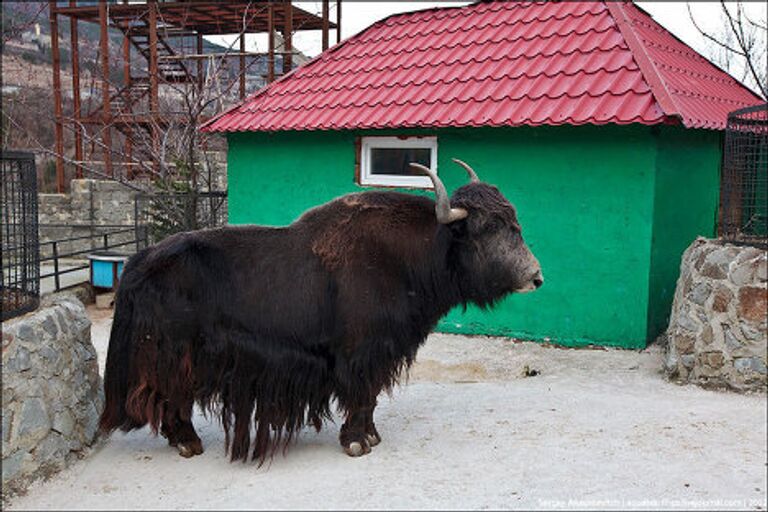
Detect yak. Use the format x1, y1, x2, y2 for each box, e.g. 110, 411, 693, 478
99, 159, 543, 462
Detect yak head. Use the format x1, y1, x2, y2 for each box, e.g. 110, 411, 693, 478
411, 159, 543, 305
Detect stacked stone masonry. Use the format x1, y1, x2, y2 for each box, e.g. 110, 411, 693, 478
2, 295, 103, 497
37, 179, 140, 258
38, 152, 228, 258
665, 237, 768, 391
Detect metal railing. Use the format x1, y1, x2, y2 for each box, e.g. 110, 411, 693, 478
35, 191, 227, 293
38, 227, 147, 292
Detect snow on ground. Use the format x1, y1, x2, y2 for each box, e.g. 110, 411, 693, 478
5, 305, 766, 511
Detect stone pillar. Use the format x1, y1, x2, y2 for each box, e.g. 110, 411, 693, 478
2, 295, 103, 497
664, 237, 767, 391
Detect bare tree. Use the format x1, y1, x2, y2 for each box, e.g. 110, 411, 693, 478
688, 1, 767, 99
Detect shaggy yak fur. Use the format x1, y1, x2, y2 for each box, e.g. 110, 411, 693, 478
99, 181, 541, 463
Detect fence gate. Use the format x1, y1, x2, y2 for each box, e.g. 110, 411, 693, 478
1, 151, 40, 320
719, 103, 768, 245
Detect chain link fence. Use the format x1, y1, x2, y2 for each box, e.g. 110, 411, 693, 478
719, 103, 768, 246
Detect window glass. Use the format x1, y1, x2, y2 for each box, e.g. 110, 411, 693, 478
370, 148, 431, 176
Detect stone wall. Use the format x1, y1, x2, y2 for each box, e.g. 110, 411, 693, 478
2, 295, 103, 497
664, 237, 767, 391
39, 179, 139, 227
38, 154, 228, 258
38, 179, 141, 258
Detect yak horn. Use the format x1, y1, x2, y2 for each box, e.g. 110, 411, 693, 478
452, 158, 480, 183
409, 163, 468, 224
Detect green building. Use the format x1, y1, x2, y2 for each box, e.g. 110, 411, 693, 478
202, 1, 762, 348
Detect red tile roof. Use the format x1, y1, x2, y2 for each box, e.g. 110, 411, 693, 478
202, 1, 763, 133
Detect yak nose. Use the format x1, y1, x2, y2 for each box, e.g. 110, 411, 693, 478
532, 271, 544, 289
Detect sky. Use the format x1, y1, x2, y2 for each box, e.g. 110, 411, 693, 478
207, 1, 767, 93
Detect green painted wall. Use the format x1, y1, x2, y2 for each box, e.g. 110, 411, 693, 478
646, 126, 722, 342
226, 124, 720, 349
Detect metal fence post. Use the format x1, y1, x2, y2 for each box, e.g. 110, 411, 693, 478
52, 241, 61, 291
134, 197, 141, 253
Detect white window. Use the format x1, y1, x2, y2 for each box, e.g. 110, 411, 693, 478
359, 136, 437, 188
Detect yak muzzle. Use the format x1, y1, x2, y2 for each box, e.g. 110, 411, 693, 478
533, 270, 544, 289
517, 269, 544, 293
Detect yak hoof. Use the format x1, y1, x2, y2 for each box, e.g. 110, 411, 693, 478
177, 441, 204, 458
178, 444, 194, 458
366, 434, 381, 447
344, 441, 371, 457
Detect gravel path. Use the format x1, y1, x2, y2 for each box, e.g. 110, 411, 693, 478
5, 306, 766, 511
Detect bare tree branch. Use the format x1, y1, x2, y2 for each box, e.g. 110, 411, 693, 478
687, 3, 745, 56
743, 11, 767, 32
719, 0, 767, 98
687, 1, 767, 99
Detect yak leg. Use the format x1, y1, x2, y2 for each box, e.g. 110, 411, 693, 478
339, 397, 380, 457
160, 350, 203, 458
161, 400, 203, 458
364, 400, 381, 447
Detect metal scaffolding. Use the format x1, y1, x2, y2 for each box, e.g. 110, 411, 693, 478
48, 1, 339, 190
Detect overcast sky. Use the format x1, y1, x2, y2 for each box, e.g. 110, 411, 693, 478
208, 1, 767, 93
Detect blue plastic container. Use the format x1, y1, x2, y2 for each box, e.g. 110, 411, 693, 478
87, 252, 128, 289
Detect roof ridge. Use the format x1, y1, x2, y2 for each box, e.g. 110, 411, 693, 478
604, 1, 681, 124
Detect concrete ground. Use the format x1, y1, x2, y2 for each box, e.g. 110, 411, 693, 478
39, 260, 90, 295
5, 304, 767, 511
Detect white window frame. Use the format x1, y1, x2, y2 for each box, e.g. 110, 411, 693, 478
359, 136, 438, 188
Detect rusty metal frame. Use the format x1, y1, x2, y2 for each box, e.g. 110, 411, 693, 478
70, 0, 84, 179
49, 1, 65, 192
48, 1, 337, 185
51, 2, 335, 34
99, 1, 113, 177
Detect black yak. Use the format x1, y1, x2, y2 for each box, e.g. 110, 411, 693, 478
99, 159, 543, 462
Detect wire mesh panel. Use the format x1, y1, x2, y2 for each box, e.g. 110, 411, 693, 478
134, 191, 228, 247
2, 151, 40, 320
720, 103, 768, 245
